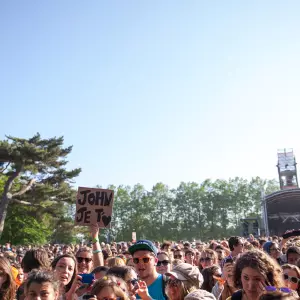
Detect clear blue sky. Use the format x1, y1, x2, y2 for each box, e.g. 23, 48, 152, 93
1, 1, 300, 190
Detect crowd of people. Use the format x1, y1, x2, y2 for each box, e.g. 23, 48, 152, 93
0, 227, 300, 300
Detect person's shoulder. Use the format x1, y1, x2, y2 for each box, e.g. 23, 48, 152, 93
230, 290, 243, 300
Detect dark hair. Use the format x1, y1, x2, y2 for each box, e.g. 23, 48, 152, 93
21, 249, 50, 273
51, 254, 77, 293
25, 270, 59, 295
200, 249, 218, 264
259, 239, 267, 247
107, 266, 135, 281
0, 257, 16, 300
185, 249, 195, 256
92, 266, 109, 274
228, 237, 241, 251
287, 246, 300, 260
215, 245, 225, 251
201, 265, 220, 293
250, 240, 260, 248
233, 250, 284, 289
161, 241, 172, 250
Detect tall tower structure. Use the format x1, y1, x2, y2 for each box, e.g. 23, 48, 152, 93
277, 149, 298, 190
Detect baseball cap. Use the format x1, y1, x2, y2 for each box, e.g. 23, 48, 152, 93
166, 263, 203, 288
129, 240, 158, 256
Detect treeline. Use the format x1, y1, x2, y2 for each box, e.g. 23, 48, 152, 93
0, 132, 280, 245
0, 176, 279, 244
107, 177, 279, 242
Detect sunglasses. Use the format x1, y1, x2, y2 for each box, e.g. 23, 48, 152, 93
128, 278, 138, 286
270, 248, 280, 252
77, 257, 93, 263
284, 274, 300, 284
133, 257, 151, 264
157, 260, 170, 267
174, 255, 183, 259
265, 286, 291, 293
200, 257, 212, 262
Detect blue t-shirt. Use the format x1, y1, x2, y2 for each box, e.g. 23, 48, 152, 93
137, 274, 166, 300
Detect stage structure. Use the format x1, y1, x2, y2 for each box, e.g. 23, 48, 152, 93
262, 149, 300, 236
240, 218, 260, 237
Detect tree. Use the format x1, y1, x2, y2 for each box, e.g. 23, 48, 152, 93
0, 133, 81, 238
101, 177, 280, 241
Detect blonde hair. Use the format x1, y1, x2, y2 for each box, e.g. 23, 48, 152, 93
107, 257, 126, 268
166, 279, 197, 299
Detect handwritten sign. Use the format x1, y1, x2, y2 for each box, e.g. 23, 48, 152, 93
75, 187, 114, 228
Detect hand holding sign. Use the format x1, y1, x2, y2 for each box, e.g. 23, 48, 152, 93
75, 187, 114, 228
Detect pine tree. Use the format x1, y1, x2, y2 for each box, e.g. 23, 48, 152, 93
0, 133, 81, 238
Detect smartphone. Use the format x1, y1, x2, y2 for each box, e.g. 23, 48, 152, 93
80, 273, 95, 285
282, 230, 300, 239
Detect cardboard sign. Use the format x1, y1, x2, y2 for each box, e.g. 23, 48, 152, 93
75, 187, 114, 228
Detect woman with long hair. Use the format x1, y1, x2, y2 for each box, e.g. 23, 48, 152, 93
229, 250, 287, 300
199, 249, 218, 270
51, 254, 78, 296
0, 257, 16, 300
202, 265, 222, 293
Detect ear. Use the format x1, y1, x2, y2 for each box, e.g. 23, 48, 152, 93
154, 257, 158, 264
55, 291, 59, 300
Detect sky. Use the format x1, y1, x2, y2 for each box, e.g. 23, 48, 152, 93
1, 1, 300, 190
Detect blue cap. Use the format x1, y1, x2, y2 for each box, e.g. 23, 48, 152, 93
129, 240, 158, 256
263, 241, 272, 254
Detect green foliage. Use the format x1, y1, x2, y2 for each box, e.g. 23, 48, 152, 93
0, 135, 281, 244
109, 177, 279, 242
0, 204, 52, 245
0, 133, 81, 239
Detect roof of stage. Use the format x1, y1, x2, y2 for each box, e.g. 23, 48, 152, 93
265, 188, 300, 204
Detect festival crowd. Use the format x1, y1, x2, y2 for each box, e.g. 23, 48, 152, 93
0, 226, 300, 300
